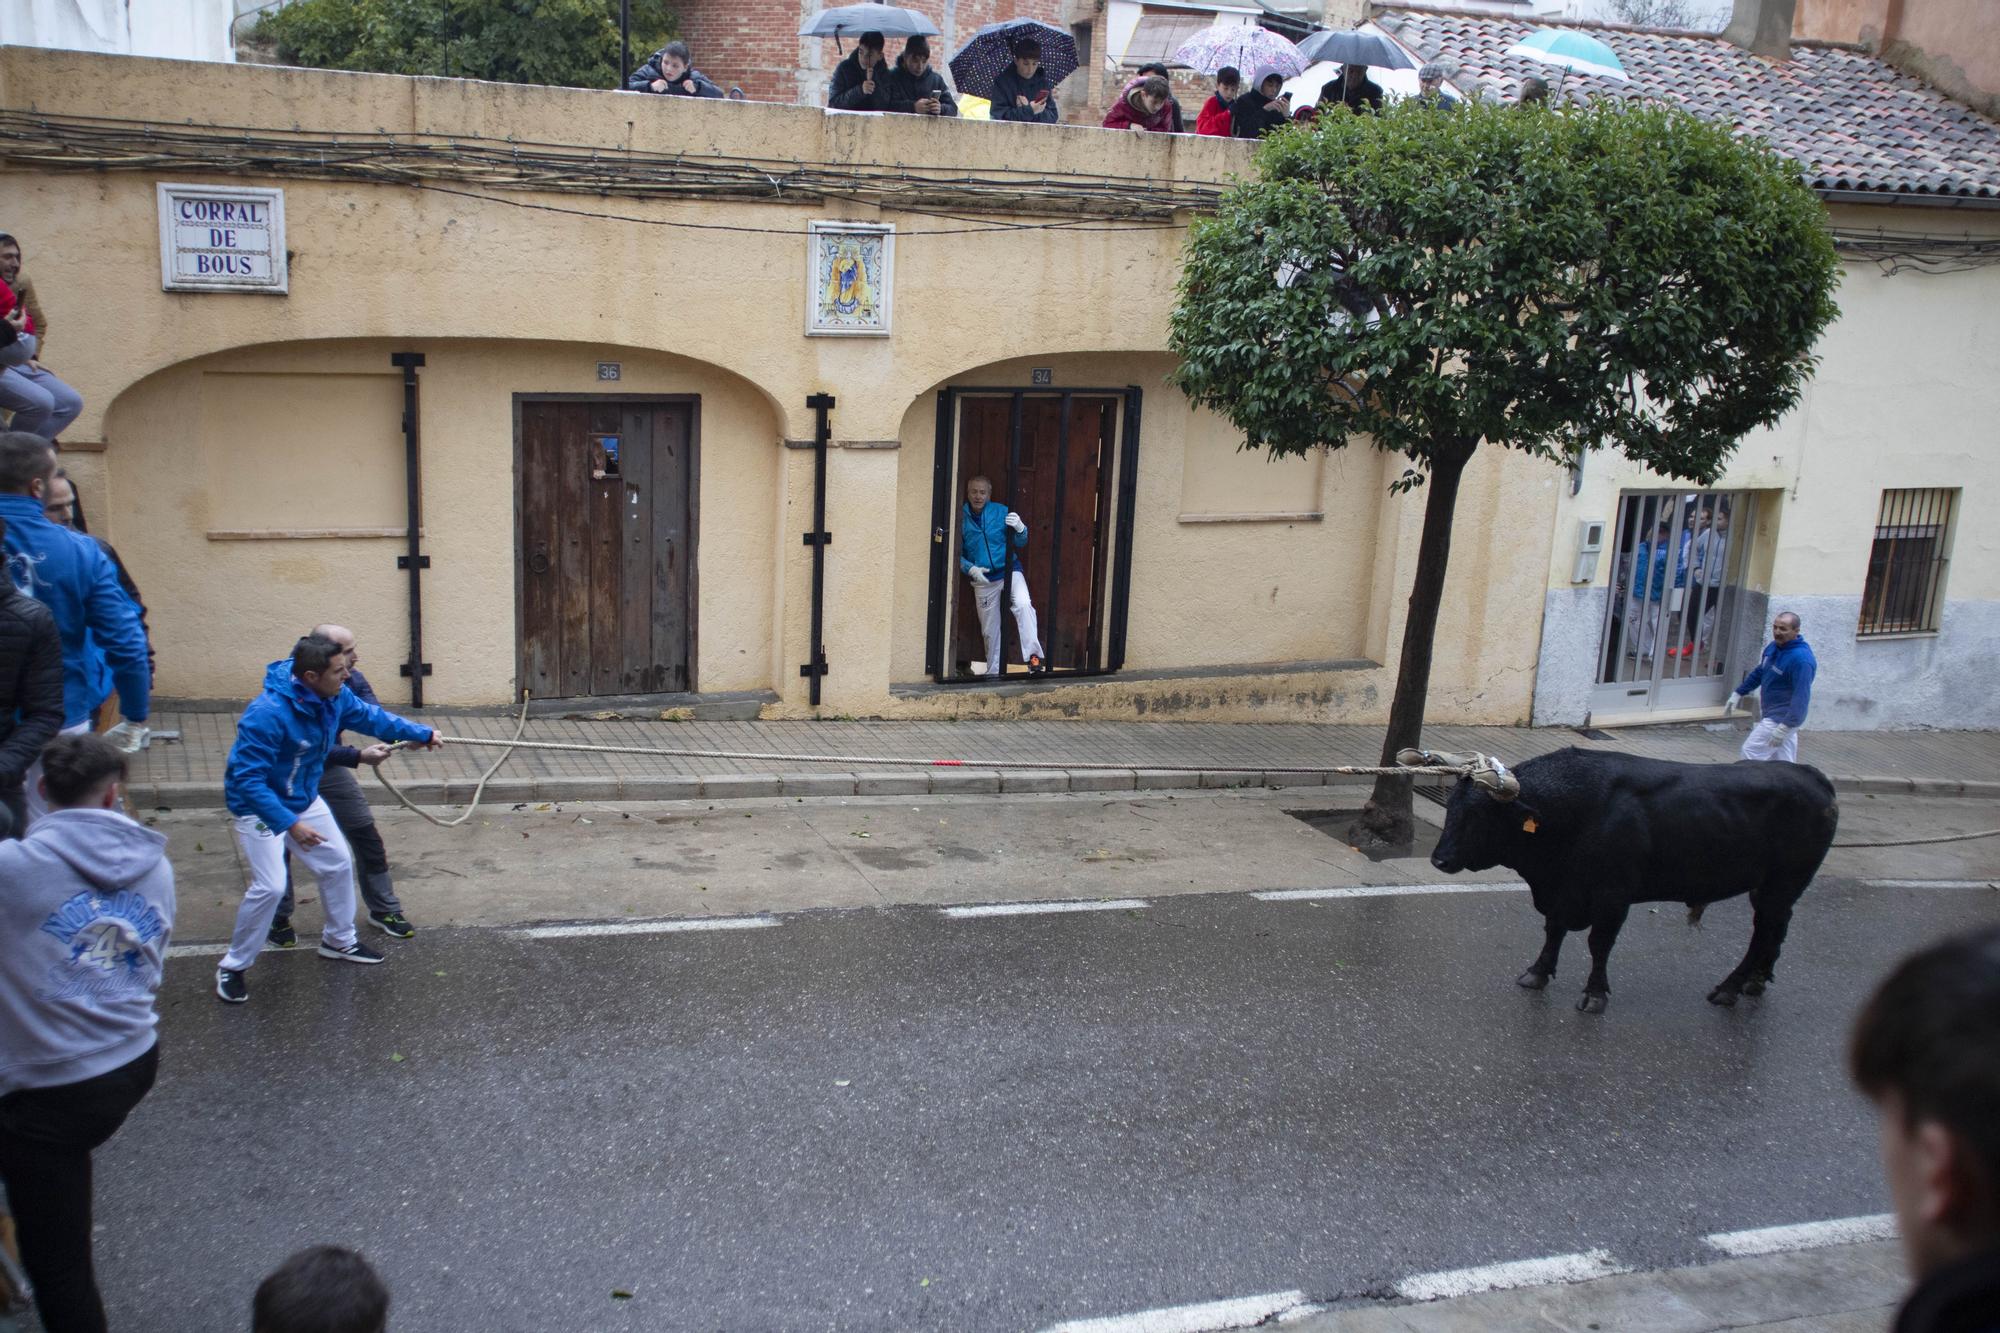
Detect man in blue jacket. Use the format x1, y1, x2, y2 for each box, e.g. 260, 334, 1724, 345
216, 635, 439, 1005
0, 433, 150, 826
960, 475, 1044, 677
1726, 611, 1816, 762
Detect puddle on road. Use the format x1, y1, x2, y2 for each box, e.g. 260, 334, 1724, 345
1284, 807, 1443, 864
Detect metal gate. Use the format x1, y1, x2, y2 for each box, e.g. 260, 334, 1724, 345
1591, 490, 1758, 717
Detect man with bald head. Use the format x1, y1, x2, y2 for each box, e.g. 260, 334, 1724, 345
267, 623, 416, 948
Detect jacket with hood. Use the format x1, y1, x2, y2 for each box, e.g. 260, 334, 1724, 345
989, 64, 1059, 123
828, 49, 891, 110
625, 52, 726, 97
0, 584, 64, 789
0, 492, 149, 728
1103, 79, 1175, 131
224, 660, 434, 834
0, 807, 174, 1096
1734, 636, 1816, 728
959, 501, 1027, 580
884, 61, 959, 115
1195, 92, 1235, 135
1231, 69, 1292, 137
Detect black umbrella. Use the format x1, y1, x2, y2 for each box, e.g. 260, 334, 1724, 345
1295, 28, 1416, 70
799, 4, 939, 40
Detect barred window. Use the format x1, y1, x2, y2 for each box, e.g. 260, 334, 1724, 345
1859, 488, 1956, 636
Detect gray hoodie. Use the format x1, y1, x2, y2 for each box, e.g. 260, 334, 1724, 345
0, 807, 174, 1096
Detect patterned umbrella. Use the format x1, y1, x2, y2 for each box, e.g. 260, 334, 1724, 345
1503, 29, 1629, 81
947, 19, 1079, 100
799, 4, 939, 40
1170, 23, 1305, 77
1295, 29, 1416, 71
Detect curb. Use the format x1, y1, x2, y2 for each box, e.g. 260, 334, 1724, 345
125, 770, 1996, 811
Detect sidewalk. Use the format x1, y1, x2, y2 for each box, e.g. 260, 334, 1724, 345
126, 712, 2000, 809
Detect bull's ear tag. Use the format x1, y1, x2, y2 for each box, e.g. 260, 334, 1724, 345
1521, 816, 1539, 834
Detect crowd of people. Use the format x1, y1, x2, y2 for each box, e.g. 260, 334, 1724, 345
624, 34, 1490, 136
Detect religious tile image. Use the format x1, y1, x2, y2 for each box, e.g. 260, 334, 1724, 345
806, 222, 893, 336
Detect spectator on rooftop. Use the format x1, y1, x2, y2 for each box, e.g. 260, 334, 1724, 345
1230, 66, 1292, 138
1415, 62, 1459, 108
1322, 62, 1384, 113
990, 37, 1060, 123
828, 30, 890, 111
626, 40, 725, 98
1517, 75, 1551, 105
885, 36, 958, 117
1103, 74, 1175, 131
1195, 66, 1240, 135
1134, 62, 1186, 132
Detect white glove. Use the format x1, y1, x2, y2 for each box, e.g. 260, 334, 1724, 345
1770, 723, 1791, 741
1004, 512, 1026, 533
104, 720, 151, 754
967, 565, 990, 585
1722, 693, 1741, 716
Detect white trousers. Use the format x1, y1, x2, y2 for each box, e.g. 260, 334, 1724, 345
22, 721, 92, 828
972, 571, 1042, 676
1741, 718, 1801, 763
222, 798, 357, 971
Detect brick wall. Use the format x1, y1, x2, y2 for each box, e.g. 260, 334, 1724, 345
670, 0, 1070, 107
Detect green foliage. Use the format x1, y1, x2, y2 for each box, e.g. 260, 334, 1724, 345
1168, 98, 1841, 488
256, 0, 678, 89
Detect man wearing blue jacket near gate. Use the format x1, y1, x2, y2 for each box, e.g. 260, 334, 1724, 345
960, 474, 1044, 677
216, 634, 439, 1005
0, 433, 150, 827
1726, 610, 1816, 763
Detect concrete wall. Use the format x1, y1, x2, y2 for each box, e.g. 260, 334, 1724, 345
1794, 0, 2000, 117
1534, 205, 2000, 730
1, 45, 1556, 722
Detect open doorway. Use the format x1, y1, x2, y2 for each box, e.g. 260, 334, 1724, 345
925, 387, 1141, 683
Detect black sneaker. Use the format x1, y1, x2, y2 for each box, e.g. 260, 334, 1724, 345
317, 940, 386, 965
267, 916, 297, 948
216, 968, 248, 1004
368, 911, 416, 940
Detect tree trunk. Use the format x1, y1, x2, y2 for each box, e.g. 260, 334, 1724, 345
1351, 437, 1478, 848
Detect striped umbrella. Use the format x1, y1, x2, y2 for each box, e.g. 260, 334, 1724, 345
1503, 29, 1629, 82
947, 19, 1079, 99
1170, 23, 1306, 77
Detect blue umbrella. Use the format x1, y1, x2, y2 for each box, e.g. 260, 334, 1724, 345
799, 4, 939, 40
947, 19, 1079, 100
1504, 29, 1629, 81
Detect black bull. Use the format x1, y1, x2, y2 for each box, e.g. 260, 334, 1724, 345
1427, 748, 1839, 1014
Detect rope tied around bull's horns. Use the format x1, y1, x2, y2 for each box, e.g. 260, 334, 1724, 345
368, 697, 1499, 828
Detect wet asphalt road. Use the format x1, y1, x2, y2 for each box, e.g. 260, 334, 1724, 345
102, 876, 1999, 1332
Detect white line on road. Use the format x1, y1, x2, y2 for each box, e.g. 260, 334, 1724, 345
1395, 1249, 1632, 1302
165, 942, 233, 959
943, 899, 1148, 919
514, 916, 779, 939
1254, 882, 1528, 902
1865, 879, 1998, 889
1039, 1289, 1319, 1333
1703, 1214, 1897, 1257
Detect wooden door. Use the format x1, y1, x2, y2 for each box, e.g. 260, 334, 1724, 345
518, 399, 694, 698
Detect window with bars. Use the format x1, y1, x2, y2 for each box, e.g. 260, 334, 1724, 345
1859, 488, 1956, 636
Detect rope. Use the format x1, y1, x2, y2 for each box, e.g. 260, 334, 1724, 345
372, 694, 533, 828
1833, 828, 2000, 849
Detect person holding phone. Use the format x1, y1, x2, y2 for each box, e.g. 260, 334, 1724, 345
885, 36, 958, 116
1231, 66, 1292, 138
989, 37, 1059, 123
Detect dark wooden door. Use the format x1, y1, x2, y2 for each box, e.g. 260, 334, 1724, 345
950, 394, 1116, 674
519, 399, 694, 698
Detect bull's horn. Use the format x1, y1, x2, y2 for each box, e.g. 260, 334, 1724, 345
1469, 756, 1521, 801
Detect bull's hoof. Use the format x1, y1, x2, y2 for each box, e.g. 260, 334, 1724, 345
1577, 992, 1608, 1014
1741, 977, 1768, 997
1517, 969, 1552, 990
1707, 986, 1740, 1007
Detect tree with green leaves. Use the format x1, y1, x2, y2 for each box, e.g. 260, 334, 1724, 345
256, 0, 678, 90
1169, 98, 1839, 844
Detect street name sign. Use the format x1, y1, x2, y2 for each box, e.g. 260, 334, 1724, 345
157, 183, 288, 293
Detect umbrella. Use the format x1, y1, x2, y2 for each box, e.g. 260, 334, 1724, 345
1503, 29, 1629, 82
1294, 28, 1416, 71
947, 19, 1079, 100
799, 4, 939, 40
1170, 23, 1305, 78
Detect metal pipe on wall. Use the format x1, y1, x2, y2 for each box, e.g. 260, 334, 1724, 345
391, 351, 431, 706
800, 393, 834, 706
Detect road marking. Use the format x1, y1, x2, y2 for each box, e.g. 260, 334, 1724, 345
1703, 1214, 1896, 1257
1040, 1289, 1318, 1333
943, 899, 1148, 919
515, 916, 779, 939
1395, 1249, 1632, 1302
166, 942, 234, 959
1254, 882, 1528, 902
1865, 879, 1998, 889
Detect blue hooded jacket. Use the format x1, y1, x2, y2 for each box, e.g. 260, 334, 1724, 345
0, 493, 150, 727
960, 501, 1027, 579
224, 660, 433, 833
1734, 636, 1816, 727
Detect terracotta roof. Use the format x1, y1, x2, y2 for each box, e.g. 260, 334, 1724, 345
1375, 5, 2000, 201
